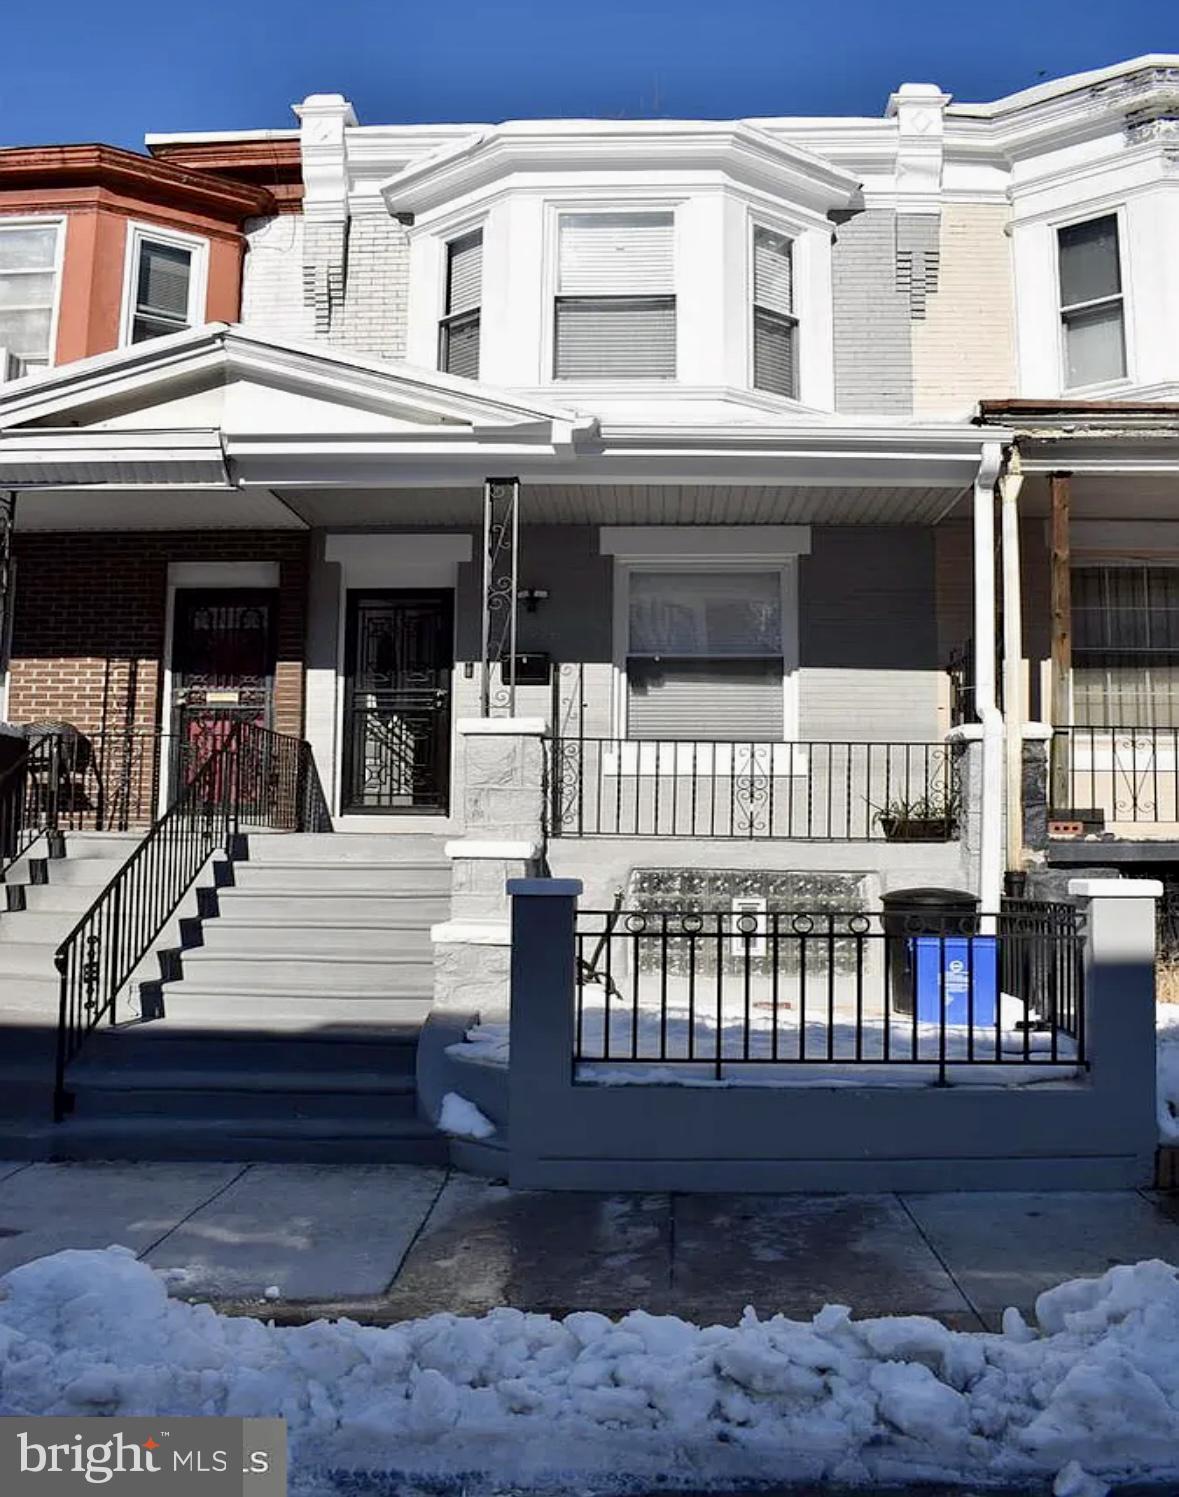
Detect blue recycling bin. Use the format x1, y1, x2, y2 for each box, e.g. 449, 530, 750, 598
913, 936, 998, 1026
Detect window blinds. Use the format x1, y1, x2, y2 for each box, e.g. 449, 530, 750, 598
1073, 565, 1179, 728
752, 227, 796, 399
446, 231, 482, 315
555, 212, 675, 379
626, 571, 785, 740
132, 240, 192, 343
0, 223, 59, 367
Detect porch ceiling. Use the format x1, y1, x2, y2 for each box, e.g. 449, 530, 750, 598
273, 482, 969, 527
12, 486, 303, 532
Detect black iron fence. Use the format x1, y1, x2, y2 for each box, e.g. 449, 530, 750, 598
0, 734, 67, 876
573, 901, 1084, 1081
1051, 725, 1179, 826
53, 722, 330, 1121
549, 736, 960, 841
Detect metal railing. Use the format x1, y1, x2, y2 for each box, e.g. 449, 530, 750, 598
573, 902, 1084, 1082
1052, 725, 1179, 826
52, 722, 331, 1121
549, 736, 960, 840
0, 734, 66, 877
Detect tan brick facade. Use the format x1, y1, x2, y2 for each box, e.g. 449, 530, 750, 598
912, 204, 1017, 418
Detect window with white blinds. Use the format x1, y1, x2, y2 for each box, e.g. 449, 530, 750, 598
1073, 565, 1179, 728
0, 221, 61, 370
626, 570, 784, 740
131, 238, 194, 343
752, 226, 797, 399
554, 212, 675, 380
439, 229, 482, 380
1058, 215, 1126, 388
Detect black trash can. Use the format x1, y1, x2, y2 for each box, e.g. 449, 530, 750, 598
0, 725, 30, 865
880, 887, 981, 1016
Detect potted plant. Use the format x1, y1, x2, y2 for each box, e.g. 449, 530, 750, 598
873, 788, 959, 842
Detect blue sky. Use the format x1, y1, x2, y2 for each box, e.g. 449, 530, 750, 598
3, 0, 1177, 149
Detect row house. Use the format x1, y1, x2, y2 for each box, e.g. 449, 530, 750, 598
0, 55, 1175, 1170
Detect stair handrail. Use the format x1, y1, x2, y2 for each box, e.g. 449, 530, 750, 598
52, 722, 331, 1121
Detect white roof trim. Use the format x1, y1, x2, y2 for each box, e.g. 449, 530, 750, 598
948, 54, 1179, 119
0, 323, 595, 435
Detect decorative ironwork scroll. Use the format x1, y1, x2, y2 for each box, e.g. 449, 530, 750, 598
480, 476, 520, 716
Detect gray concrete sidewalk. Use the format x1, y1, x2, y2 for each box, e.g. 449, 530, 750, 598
1, 1159, 1177, 1328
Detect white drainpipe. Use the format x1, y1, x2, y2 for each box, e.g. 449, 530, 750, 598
973, 443, 1005, 918
999, 450, 1026, 877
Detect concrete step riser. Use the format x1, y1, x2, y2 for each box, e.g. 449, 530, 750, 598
0, 948, 59, 979
195, 926, 433, 957
40, 861, 133, 888
41, 1132, 449, 1166
153, 995, 434, 1029
69, 1086, 419, 1121
0, 912, 81, 944
214, 894, 449, 924
177, 955, 434, 991
59, 836, 143, 861
8, 885, 111, 914
229, 866, 451, 894
242, 834, 447, 864
84, 1033, 418, 1072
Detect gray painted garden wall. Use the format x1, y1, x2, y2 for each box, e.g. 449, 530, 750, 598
506, 878, 1160, 1192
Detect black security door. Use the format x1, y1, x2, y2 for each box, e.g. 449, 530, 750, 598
342, 591, 454, 814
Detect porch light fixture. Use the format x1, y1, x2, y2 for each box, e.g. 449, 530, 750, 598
517, 588, 549, 613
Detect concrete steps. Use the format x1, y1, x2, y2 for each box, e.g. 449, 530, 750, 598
55, 831, 453, 1163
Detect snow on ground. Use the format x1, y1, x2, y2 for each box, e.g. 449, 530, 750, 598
1159, 1004, 1179, 1142
437, 1092, 496, 1140
4, 1248, 1179, 1495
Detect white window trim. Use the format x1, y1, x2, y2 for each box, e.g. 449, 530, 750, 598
601, 526, 809, 743
544, 200, 682, 385
1053, 204, 1135, 397
437, 225, 484, 377
119, 220, 209, 349
0, 214, 66, 371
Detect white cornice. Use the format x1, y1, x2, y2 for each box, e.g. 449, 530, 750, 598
0, 323, 597, 435
378, 120, 861, 219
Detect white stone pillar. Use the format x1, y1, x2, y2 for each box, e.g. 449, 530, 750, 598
431, 717, 547, 1017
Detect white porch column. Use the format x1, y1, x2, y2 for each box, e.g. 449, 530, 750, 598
431, 717, 547, 1016
973, 442, 1005, 916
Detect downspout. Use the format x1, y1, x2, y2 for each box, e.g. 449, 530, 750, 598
973, 443, 1005, 919
999, 447, 1025, 881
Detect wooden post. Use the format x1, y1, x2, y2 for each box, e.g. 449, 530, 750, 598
1049, 472, 1072, 807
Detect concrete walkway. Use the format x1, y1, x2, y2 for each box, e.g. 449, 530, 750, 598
1, 1159, 1177, 1328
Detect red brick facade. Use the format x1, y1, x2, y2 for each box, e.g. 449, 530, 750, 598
7, 530, 310, 740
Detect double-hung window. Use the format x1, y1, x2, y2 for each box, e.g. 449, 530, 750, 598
752, 226, 797, 398
1072, 565, 1179, 728
554, 211, 675, 380
1058, 214, 1126, 388
626, 571, 784, 740
127, 232, 198, 344
439, 229, 482, 380
0, 220, 62, 372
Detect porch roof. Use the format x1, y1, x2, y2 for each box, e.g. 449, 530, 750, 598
0, 323, 1006, 520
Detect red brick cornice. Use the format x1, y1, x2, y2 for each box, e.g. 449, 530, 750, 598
0, 143, 276, 222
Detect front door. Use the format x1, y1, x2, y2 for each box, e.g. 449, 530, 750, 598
342, 590, 454, 814
170, 589, 277, 783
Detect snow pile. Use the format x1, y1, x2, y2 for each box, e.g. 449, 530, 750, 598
3, 1249, 1179, 1493
1158, 1003, 1179, 1142
437, 1092, 496, 1140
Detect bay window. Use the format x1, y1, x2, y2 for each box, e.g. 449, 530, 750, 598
0, 220, 62, 372
439, 229, 482, 379
626, 571, 784, 739
1058, 214, 1126, 388
554, 211, 675, 380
